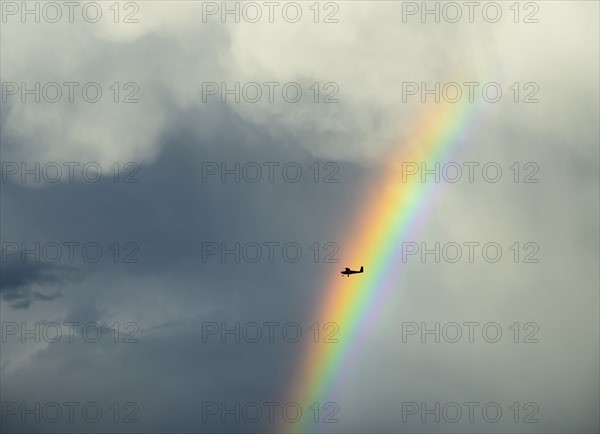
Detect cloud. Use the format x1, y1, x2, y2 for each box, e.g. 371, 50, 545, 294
0, 251, 74, 308
2, 3, 597, 169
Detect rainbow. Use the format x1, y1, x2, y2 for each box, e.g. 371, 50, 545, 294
282, 100, 484, 432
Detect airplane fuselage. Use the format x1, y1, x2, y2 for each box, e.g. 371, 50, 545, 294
341, 266, 364, 277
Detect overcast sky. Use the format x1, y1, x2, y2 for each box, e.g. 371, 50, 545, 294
1, 1, 599, 433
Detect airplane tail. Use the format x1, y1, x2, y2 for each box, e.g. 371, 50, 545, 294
360, 266, 364, 272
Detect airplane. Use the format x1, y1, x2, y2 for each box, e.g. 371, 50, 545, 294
341, 266, 364, 277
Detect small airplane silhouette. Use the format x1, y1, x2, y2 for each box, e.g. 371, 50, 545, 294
341, 266, 364, 277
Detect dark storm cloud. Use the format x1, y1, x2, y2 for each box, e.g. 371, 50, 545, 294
0, 103, 369, 432
0, 253, 72, 309
1, 100, 368, 315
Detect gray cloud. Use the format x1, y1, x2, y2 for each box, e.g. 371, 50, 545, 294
0, 253, 72, 309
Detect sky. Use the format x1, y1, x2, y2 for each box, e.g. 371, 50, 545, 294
1, 1, 599, 433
